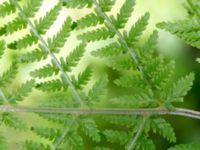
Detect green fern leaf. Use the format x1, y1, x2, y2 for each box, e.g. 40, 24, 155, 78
0, 0, 16, 17
161, 73, 194, 103
7, 80, 35, 103
75, 13, 104, 29
125, 12, 150, 46
103, 130, 131, 145
24, 141, 51, 150
47, 17, 72, 52
0, 63, 18, 87
112, 0, 135, 29
151, 118, 176, 143
99, 0, 116, 12
22, 0, 42, 18
1, 113, 27, 130
72, 66, 92, 90
134, 134, 155, 150
78, 27, 115, 42
35, 3, 61, 34
62, 0, 92, 8
91, 42, 124, 57
168, 143, 200, 150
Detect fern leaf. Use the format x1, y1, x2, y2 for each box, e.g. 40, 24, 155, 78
23, 0, 42, 18
62, 0, 92, 8
0, 0, 16, 17
161, 73, 194, 103
134, 134, 155, 150
8, 33, 38, 49
19, 49, 48, 63
30, 64, 59, 78
91, 42, 124, 57
72, 66, 92, 90
113, 0, 135, 29
110, 94, 157, 108
60, 43, 86, 72
31, 126, 61, 142
151, 118, 176, 143
7, 80, 35, 103
99, 0, 116, 12
94, 147, 113, 150
78, 27, 114, 42
36, 79, 67, 92
75, 13, 104, 29
108, 55, 135, 71
35, 3, 61, 34
0, 40, 5, 58
0, 17, 26, 36
24, 141, 51, 150
114, 73, 144, 88
47, 17, 72, 52
125, 12, 150, 46
103, 130, 131, 145
87, 75, 108, 104
0, 63, 18, 87
80, 118, 100, 142
1, 113, 27, 130
168, 143, 200, 150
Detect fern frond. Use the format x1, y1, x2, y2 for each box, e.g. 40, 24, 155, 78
0, 63, 18, 87
125, 12, 150, 46
78, 27, 114, 42
47, 17, 72, 53
110, 94, 157, 108
62, 0, 92, 8
75, 13, 104, 29
103, 130, 131, 145
19, 49, 48, 63
0, 0, 16, 17
36, 78, 67, 92
0, 17, 26, 36
72, 66, 92, 90
87, 75, 108, 104
22, 0, 42, 18
168, 143, 200, 150
135, 134, 155, 150
99, 0, 116, 12
7, 80, 35, 103
1, 113, 27, 130
24, 140, 51, 150
151, 118, 176, 143
8, 33, 38, 49
161, 73, 194, 103
91, 42, 124, 57
80, 118, 100, 142
35, 3, 61, 34
112, 0, 135, 29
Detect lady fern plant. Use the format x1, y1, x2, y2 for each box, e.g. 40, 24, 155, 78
0, 0, 199, 149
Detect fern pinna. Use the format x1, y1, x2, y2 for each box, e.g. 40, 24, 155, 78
0, 0, 199, 150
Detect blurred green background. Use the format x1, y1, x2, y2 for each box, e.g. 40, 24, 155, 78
0, 0, 200, 149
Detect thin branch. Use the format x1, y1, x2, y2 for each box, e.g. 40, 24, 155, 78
128, 117, 147, 150
0, 89, 7, 102
0, 106, 200, 120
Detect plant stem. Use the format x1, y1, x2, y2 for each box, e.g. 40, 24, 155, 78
0, 106, 200, 120
128, 117, 147, 150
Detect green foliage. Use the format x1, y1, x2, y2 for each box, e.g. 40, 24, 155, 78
0, 133, 7, 150
168, 143, 200, 150
157, 0, 200, 49
0, 0, 198, 149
